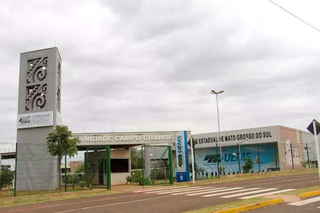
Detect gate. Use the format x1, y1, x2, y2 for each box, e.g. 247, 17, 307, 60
85, 145, 111, 190
140, 145, 173, 186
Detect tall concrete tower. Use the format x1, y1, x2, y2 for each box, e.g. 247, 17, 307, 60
16, 47, 62, 190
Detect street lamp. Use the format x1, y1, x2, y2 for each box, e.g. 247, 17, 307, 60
211, 90, 224, 175
238, 138, 249, 174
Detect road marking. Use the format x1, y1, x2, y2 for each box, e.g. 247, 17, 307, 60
239, 189, 295, 199
202, 188, 260, 197
145, 186, 201, 194
222, 188, 278, 198
54, 195, 171, 213
186, 187, 241, 196
144, 186, 202, 194
288, 196, 320, 206
171, 187, 225, 195
171, 187, 217, 195
155, 187, 206, 194
134, 186, 187, 193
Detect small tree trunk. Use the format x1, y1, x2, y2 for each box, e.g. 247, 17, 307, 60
58, 157, 62, 192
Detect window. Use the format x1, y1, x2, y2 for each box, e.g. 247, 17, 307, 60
111, 159, 129, 173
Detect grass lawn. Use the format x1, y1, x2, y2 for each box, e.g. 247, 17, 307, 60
280, 185, 320, 195
183, 198, 273, 213
0, 187, 120, 208
0, 186, 85, 198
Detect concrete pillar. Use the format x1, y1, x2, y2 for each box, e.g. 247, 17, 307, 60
16, 48, 62, 191
144, 147, 151, 178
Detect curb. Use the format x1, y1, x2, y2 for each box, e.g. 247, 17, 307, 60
300, 190, 320, 199
213, 199, 283, 213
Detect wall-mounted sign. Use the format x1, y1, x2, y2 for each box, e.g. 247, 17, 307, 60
175, 131, 190, 182
17, 111, 53, 129
74, 132, 177, 145
193, 126, 278, 148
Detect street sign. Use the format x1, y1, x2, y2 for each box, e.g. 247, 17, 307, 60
307, 119, 320, 181
307, 119, 320, 135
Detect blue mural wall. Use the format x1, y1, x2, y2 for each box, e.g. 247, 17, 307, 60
195, 143, 278, 174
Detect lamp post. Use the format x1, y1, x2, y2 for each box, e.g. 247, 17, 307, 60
211, 90, 224, 175
238, 138, 249, 174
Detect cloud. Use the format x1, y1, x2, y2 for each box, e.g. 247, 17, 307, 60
1, 0, 320, 141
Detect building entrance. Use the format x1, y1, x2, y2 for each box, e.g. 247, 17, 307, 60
74, 130, 191, 188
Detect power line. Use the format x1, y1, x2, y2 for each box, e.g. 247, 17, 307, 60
269, 0, 320, 33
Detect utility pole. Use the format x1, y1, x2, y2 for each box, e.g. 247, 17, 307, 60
257, 145, 261, 172
190, 138, 195, 184
238, 143, 241, 173
237, 139, 248, 174
216, 143, 220, 178
211, 90, 224, 176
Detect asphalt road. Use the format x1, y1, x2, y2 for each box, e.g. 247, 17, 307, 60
250, 199, 320, 213
0, 173, 319, 213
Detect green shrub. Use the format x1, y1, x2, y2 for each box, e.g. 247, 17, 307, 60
64, 174, 79, 189
79, 181, 86, 190
76, 163, 85, 173
219, 166, 225, 174
243, 158, 254, 173
141, 178, 151, 185
126, 175, 133, 185
132, 171, 143, 183
301, 161, 308, 168
0, 167, 14, 190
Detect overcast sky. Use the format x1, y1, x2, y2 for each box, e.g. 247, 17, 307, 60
1, 0, 320, 142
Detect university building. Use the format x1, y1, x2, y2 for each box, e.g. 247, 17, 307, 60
192, 125, 315, 175
5, 47, 316, 191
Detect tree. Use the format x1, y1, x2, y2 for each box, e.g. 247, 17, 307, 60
46, 125, 80, 191
242, 157, 254, 173
0, 167, 14, 190
75, 163, 85, 174
131, 148, 142, 169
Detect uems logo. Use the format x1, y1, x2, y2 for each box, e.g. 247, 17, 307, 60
177, 136, 183, 167
203, 154, 219, 163
19, 116, 31, 124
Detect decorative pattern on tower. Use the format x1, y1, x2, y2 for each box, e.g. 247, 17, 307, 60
25, 57, 48, 111
57, 61, 61, 113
